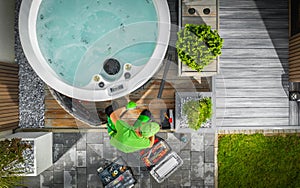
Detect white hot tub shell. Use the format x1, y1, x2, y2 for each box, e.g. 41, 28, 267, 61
19, 0, 170, 101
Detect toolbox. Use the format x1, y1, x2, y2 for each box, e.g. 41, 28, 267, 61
97, 157, 136, 188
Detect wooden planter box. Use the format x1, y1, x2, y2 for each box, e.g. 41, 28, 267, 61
5, 132, 53, 176
178, 0, 219, 77
175, 92, 213, 133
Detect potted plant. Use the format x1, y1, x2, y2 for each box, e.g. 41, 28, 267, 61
182, 97, 212, 130
176, 24, 223, 72
0, 138, 32, 187
4, 132, 53, 176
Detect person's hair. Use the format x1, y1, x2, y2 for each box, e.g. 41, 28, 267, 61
140, 122, 160, 137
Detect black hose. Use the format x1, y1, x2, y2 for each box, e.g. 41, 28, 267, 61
157, 55, 172, 99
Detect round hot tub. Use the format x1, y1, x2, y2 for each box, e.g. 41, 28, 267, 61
19, 0, 170, 101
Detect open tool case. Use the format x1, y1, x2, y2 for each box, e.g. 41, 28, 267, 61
140, 140, 183, 183
97, 157, 136, 188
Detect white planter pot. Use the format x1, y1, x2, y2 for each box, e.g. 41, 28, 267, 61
5, 132, 53, 176
175, 92, 213, 133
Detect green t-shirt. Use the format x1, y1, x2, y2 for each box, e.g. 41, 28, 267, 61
110, 120, 151, 153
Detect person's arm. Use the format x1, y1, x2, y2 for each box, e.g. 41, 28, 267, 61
149, 136, 155, 147
110, 107, 126, 125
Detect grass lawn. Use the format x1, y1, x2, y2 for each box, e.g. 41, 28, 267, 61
218, 134, 300, 187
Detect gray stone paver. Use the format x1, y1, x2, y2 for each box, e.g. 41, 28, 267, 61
53, 159, 64, 172
191, 133, 205, 151
53, 183, 64, 188
191, 180, 205, 188
204, 163, 215, 186
77, 151, 87, 167
87, 174, 102, 188
179, 150, 191, 170
76, 134, 87, 151
40, 170, 53, 187
53, 143, 64, 162
204, 133, 215, 146
77, 167, 87, 188
180, 169, 191, 187
53, 169, 64, 184
64, 146, 77, 171
23, 131, 215, 187
205, 146, 214, 163
87, 132, 104, 144
64, 170, 77, 188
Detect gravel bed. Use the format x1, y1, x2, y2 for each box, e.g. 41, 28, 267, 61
15, 0, 45, 128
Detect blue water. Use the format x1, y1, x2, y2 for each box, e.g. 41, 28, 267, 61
36, 0, 158, 87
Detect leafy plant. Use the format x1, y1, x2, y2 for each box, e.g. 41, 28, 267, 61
218, 134, 300, 188
0, 138, 32, 187
182, 97, 212, 130
176, 24, 223, 72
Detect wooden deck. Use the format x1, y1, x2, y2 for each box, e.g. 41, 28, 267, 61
45, 59, 211, 128
215, 0, 290, 127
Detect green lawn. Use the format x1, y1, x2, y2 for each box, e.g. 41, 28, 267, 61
218, 134, 300, 188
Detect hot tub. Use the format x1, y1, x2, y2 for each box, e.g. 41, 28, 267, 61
19, 0, 170, 101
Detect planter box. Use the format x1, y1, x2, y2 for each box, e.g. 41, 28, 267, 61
175, 92, 213, 133
178, 0, 219, 77
5, 132, 53, 176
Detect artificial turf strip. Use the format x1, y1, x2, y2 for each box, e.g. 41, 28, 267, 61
218, 134, 300, 188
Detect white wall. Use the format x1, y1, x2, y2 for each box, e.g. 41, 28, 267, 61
0, 0, 15, 63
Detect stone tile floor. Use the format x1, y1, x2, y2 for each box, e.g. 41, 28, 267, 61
22, 132, 215, 188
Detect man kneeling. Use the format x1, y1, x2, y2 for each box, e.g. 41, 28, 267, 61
105, 104, 160, 153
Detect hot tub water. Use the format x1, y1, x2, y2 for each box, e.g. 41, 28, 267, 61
36, 0, 158, 87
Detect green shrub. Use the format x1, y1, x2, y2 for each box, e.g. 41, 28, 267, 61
0, 138, 32, 187
182, 97, 212, 130
176, 24, 223, 72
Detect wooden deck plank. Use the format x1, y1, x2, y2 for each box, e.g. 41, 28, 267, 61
219, 29, 288, 39
216, 97, 289, 108
216, 118, 289, 126
219, 0, 288, 9
219, 9, 288, 19
223, 39, 288, 49
216, 88, 288, 98
217, 68, 288, 78
220, 49, 288, 59
220, 19, 288, 29
216, 107, 289, 118
219, 59, 288, 68
215, 78, 288, 88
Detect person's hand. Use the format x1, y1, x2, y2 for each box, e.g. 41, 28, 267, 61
149, 136, 155, 147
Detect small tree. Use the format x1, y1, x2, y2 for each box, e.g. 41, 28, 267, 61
0, 138, 32, 187
182, 97, 212, 130
176, 24, 223, 72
